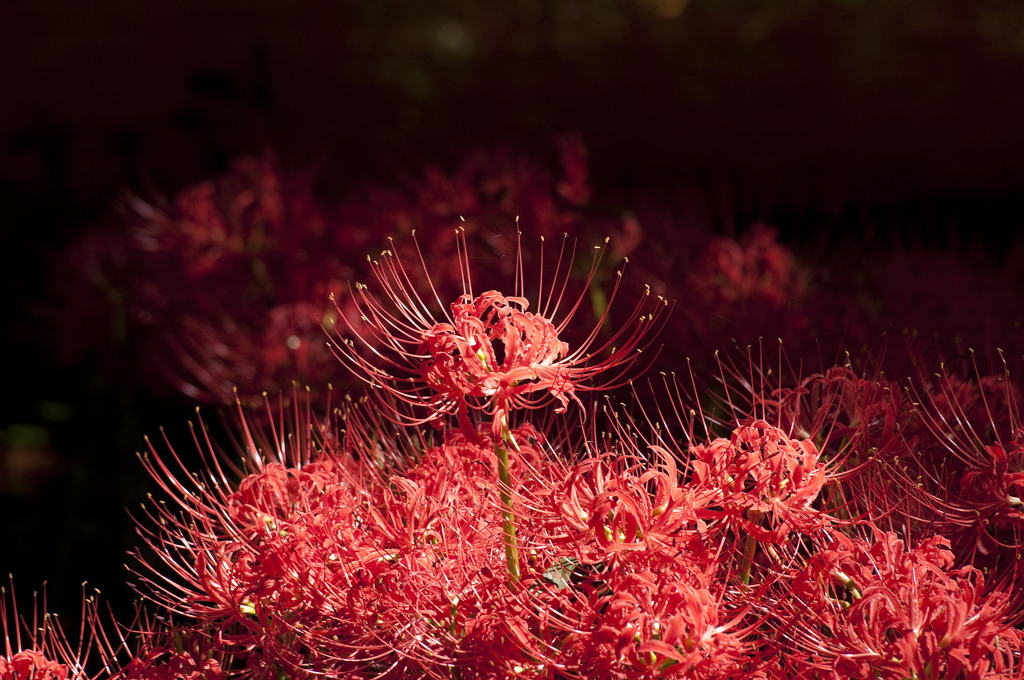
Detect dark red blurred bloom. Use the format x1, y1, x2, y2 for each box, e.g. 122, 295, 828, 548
113, 152, 346, 406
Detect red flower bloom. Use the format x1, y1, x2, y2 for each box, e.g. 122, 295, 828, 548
332, 230, 668, 439
772, 531, 1024, 679
517, 443, 770, 678
1, 580, 103, 680
418, 289, 577, 437
688, 420, 829, 543
686, 224, 805, 310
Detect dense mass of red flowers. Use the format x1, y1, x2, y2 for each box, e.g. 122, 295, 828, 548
8, 140, 1024, 678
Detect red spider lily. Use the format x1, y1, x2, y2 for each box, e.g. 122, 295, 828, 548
507, 559, 758, 679
330, 229, 668, 440
687, 420, 829, 544
338, 135, 630, 254
1, 579, 104, 680
538, 445, 715, 565
508, 400, 784, 677
128, 392, 372, 675
643, 223, 814, 367
701, 344, 990, 551
910, 353, 1024, 534
126, 154, 332, 282
0, 649, 69, 680
112, 153, 353, 406
626, 350, 872, 540
685, 224, 805, 310
116, 649, 224, 680
770, 530, 1024, 679
417, 289, 574, 434
573, 569, 758, 679
756, 361, 906, 455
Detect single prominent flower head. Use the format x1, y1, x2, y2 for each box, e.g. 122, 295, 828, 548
418, 290, 570, 420
331, 228, 668, 438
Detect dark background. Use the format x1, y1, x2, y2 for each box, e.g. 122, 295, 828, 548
3, 0, 1024, 628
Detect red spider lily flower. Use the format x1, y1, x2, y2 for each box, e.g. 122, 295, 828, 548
700, 345, 976, 550
669, 345, 956, 542
109, 152, 352, 406
771, 530, 1024, 679
331, 229, 668, 440
762, 363, 907, 456
417, 289, 574, 434
538, 444, 713, 566
658, 341, 888, 459
330, 228, 667, 586
910, 353, 1024, 533
517, 482, 769, 678
128, 393, 368, 675
1, 579, 105, 680
118, 650, 224, 680
651, 223, 812, 364
628, 350, 865, 546
686, 224, 805, 310
574, 569, 759, 679
0, 650, 68, 680
962, 435, 1024, 534
126, 154, 328, 281
687, 420, 829, 544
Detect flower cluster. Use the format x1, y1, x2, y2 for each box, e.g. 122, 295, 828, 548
773, 531, 1022, 679
69, 233, 1012, 679
19, 142, 1024, 678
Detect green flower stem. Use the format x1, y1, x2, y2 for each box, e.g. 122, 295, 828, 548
496, 420, 521, 586
739, 510, 760, 587
496, 441, 521, 585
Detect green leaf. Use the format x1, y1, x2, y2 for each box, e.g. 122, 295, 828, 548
543, 557, 580, 590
